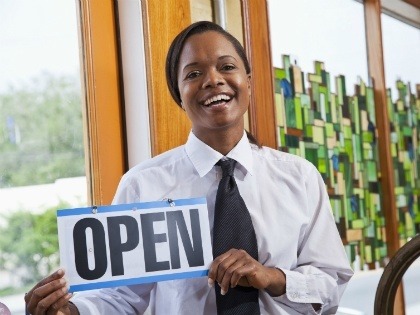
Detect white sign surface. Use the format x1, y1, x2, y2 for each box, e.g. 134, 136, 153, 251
57, 198, 212, 292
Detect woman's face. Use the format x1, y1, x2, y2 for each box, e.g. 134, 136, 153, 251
177, 31, 251, 140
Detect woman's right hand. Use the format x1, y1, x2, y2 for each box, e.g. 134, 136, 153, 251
24, 269, 78, 315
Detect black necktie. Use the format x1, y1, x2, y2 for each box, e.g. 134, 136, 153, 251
213, 158, 260, 315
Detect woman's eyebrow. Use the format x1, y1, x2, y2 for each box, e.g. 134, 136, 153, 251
182, 62, 199, 71
218, 55, 238, 62
181, 55, 238, 72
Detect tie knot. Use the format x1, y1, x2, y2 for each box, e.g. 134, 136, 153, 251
217, 158, 236, 177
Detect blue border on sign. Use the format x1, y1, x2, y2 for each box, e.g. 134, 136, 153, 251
57, 197, 207, 217
69, 269, 209, 292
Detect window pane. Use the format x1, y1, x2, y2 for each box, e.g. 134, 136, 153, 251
0, 1, 87, 314
268, 2, 381, 314
268, 0, 368, 93
382, 14, 420, 315
382, 13, 420, 99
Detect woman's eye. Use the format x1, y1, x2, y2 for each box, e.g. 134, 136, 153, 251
186, 71, 200, 79
221, 64, 236, 71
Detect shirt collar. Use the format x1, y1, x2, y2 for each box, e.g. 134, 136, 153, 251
185, 131, 254, 177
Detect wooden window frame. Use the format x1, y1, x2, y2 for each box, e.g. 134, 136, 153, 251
77, 0, 126, 205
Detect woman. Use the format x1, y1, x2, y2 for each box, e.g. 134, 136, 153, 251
25, 21, 353, 314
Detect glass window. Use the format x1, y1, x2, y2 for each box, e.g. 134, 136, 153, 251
382, 13, 420, 100
382, 13, 420, 315
268, 0, 368, 94
0, 1, 87, 314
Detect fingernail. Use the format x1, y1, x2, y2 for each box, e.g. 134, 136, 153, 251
57, 269, 64, 276
221, 289, 226, 295
59, 278, 66, 285
208, 278, 214, 288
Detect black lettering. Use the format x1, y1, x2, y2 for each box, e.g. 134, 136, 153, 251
166, 209, 204, 269
140, 212, 170, 272
73, 218, 107, 280
107, 216, 140, 276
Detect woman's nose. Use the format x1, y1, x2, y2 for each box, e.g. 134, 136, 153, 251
202, 69, 224, 89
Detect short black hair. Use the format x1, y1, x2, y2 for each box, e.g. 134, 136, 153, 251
165, 21, 251, 107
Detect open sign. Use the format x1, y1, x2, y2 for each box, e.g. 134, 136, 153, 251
57, 198, 212, 292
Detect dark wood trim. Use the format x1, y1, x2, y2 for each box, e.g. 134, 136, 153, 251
241, 0, 277, 149
364, 0, 405, 313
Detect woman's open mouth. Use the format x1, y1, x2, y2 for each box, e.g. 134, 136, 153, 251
203, 94, 232, 107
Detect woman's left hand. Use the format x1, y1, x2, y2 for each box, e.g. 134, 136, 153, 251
208, 248, 286, 297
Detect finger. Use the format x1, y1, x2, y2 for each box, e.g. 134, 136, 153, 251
214, 249, 244, 284
46, 292, 73, 314
27, 278, 67, 313
208, 249, 237, 285
219, 259, 247, 294
34, 285, 68, 315
216, 250, 250, 293
25, 269, 65, 303
231, 263, 259, 288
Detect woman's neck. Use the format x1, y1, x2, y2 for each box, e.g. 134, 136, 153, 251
193, 128, 244, 156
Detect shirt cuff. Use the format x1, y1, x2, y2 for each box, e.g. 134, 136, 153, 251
71, 296, 99, 315
272, 268, 324, 314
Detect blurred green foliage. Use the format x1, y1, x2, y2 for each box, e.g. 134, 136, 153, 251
0, 73, 85, 188
0, 203, 65, 286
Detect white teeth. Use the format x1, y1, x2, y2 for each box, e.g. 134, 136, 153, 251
204, 94, 231, 106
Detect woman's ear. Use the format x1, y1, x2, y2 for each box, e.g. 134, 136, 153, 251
247, 74, 252, 96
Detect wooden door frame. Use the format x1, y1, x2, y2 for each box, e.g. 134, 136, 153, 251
77, 0, 126, 205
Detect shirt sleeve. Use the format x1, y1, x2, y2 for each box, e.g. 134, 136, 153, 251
273, 165, 354, 314
71, 284, 155, 315
71, 174, 156, 314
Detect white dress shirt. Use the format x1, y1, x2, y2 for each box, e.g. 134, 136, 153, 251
72, 131, 353, 314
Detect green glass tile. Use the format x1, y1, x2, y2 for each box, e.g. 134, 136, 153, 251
285, 98, 296, 128
300, 93, 311, 108
319, 85, 329, 113
318, 156, 327, 174
318, 146, 327, 158
367, 161, 378, 182
366, 87, 376, 123
274, 68, 287, 80
275, 93, 285, 127
403, 126, 412, 136
280, 127, 286, 147
325, 123, 334, 138
362, 131, 373, 143
299, 140, 306, 158
276, 126, 282, 147
313, 126, 325, 145
282, 55, 291, 80
351, 96, 361, 134
331, 94, 338, 123
305, 124, 313, 138
352, 219, 365, 229
343, 125, 352, 139
308, 73, 322, 84
344, 139, 353, 162
295, 97, 303, 129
